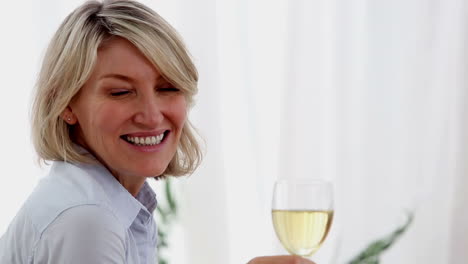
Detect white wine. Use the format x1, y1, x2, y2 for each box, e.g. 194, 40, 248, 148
272, 210, 333, 256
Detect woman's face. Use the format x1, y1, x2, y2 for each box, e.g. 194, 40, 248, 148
66, 37, 187, 185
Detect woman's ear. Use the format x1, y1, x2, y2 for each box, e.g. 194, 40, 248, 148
61, 106, 77, 125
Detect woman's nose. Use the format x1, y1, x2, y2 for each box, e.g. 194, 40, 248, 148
133, 96, 164, 128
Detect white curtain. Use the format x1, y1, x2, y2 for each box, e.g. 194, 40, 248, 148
1, 0, 467, 264
168, 0, 468, 263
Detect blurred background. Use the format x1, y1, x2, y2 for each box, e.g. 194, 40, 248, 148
1, 0, 467, 263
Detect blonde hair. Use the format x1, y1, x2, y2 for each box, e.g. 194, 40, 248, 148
31, 0, 202, 177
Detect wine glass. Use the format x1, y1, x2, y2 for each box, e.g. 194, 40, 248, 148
272, 179, 334, 257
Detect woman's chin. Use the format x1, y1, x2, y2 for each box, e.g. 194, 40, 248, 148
136, 167, 167, 178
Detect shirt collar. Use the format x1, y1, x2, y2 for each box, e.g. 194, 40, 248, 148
77, 162, 157, 228
136, 182, 158, 213
70, 145, 158, 228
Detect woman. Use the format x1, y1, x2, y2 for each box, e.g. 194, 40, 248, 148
0, 1, 315, 263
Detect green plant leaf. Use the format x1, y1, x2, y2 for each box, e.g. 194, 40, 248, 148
157, 206, 168, 224
165, 179, 177, 214
156, 179, 179, 264
348, 211, 413, 264
157, 229, 168, 249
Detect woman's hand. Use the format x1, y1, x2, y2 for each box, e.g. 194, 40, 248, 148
247, 255, 316, 264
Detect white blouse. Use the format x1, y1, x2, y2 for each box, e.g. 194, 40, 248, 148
0, 161, 158, 264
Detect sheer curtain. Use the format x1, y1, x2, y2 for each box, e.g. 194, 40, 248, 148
1, 0, 467, 264
168, 0, 468, 263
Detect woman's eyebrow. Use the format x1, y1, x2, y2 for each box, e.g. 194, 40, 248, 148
99, 73, 133, 82
99, 73, 166, 83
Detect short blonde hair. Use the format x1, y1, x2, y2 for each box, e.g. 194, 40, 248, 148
32, 0, 202, 177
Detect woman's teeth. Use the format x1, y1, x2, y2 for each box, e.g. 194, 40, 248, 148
126, 133, 165, 146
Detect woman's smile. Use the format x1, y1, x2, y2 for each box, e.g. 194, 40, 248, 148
121, 130, 170, 151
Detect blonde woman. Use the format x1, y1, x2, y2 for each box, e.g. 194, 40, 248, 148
0, 1, 315, 263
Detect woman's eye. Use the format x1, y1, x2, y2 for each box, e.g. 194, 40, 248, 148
110, 90, 131, 96
158, 87, 180, 92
